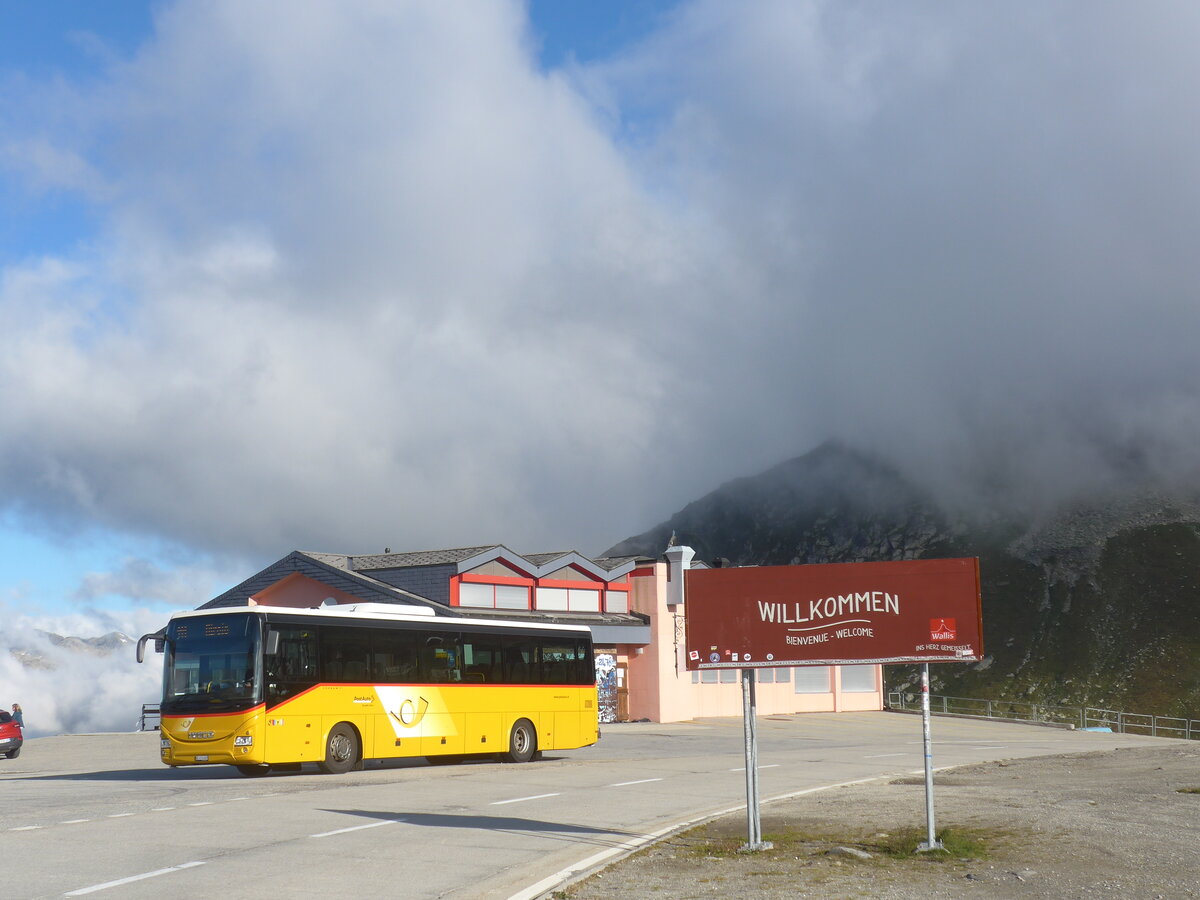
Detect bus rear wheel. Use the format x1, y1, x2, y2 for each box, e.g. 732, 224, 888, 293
318, 723, 359, 774
504, 719, 537, 763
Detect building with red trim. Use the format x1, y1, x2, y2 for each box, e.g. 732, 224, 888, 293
200, 544, 882, 722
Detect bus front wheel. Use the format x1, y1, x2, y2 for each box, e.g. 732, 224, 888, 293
504, 719, 537, 763
318, 723, 359, 774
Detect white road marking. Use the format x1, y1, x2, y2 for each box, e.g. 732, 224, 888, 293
64, 861, 205, 896
188, 802, 213, 807
863, 753, 907, 759
107, 813, 134, 818
61, 819, 91, 824
151, 807, 176, 812
609, 778, 664, 787
311, 819, 401, 838
491, 793, 561, 806
10, 825, 43, 831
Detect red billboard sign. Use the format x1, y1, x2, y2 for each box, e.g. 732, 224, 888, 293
684, 558, 983, 667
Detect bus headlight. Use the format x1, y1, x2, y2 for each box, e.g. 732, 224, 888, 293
161, 739, 171, 748
233, 735, 253, 747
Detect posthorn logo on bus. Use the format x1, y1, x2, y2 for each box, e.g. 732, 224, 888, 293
389, 696, 429, 728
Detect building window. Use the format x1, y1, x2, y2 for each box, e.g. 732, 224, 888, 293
604, 591, 629, 613
840, 664, 877, 693
568, 588, 600, 612
774, 667, 790, 683
495, 585, 528, 609
720, 669, 737, 683
459, 582, 493, 608
536, 587, 567, 611
757, 668, 774, 683
459, 582, 530, 610
536, 587, 601, 612
701, 669, 718, 684
794, 666, 830, 694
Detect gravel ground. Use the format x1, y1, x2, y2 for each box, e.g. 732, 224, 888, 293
556, 744, 1200, 899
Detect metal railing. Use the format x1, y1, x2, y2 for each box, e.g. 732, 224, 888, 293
138, 704, 161, 732
886, 692, 1200, 740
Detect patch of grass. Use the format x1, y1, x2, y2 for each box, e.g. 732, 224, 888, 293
672, 819, 1002, 866
870, 826, 992, 859
1177, 786, 1200, 794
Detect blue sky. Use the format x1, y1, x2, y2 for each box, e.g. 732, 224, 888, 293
3, 0, 1200, 650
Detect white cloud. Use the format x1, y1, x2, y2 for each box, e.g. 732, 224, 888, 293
2, 0, 1200, 578
1, 604, 185, 736
72, 555, 236, 608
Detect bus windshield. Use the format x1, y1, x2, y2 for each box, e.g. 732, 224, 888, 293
162, 614, 262, 713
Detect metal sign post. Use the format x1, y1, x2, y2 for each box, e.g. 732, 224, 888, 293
917, 663, 944, 852
740, 668, 772, 852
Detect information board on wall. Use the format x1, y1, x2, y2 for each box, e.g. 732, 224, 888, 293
684, 558, 983, 668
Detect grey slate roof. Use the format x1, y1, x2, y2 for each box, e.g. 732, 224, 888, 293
522, 551, 573, 567
335, 545, 639, 579
347, 546, 501, 570
592, 555, 642, 571
201, 550, 451, 612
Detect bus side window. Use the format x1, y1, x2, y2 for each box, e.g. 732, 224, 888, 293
502, 637, 537, 684
320, 627, 371, 684
462, 636, 501, 683
420, 632, 462, 683
576, 638, 594, 684
541, 641, 577, 685
372, 629, 419, 683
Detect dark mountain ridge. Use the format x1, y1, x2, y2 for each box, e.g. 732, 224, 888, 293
606, 442, 1200, 717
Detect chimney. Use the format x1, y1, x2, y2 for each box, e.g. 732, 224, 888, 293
663, 545, 695, 608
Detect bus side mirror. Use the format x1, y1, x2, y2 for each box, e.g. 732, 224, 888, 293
137, 631, 166, 664
264, 629, 281, 656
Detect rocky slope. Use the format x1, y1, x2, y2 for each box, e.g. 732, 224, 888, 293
606, 443, 1200, 717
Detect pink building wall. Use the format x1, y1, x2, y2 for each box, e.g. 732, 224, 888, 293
251, 573, 363, 608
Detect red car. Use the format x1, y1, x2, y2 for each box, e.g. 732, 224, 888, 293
0, 710, 21, 759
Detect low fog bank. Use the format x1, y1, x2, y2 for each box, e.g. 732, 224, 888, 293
1, 604, 185, 737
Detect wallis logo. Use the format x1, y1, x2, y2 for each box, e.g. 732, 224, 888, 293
929, 618, 957, 641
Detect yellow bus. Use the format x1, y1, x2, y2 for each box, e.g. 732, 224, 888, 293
137, 603, 599, 776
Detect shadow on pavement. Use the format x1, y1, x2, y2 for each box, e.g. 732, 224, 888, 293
320, 807, 641, 847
